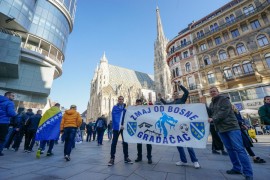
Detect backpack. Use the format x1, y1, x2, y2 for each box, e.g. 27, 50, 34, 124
96, 119, 104, 128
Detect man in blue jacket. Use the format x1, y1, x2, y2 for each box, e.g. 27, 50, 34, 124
0, 92, 16, 156
108, 96, 133, 166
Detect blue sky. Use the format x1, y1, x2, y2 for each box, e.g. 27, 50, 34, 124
50, 0, 230, 113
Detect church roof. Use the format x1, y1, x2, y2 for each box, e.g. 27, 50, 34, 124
108, 64, 154, 90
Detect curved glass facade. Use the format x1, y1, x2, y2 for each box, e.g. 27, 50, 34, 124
0, 0, 36, 30
0, 0, 76, 53
29, 0, 70, 52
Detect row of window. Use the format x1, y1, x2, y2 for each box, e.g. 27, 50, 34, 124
207, 61, 254, 84
202, 34, 269, 66
206, 56, 270, 84
172, 62, 193, 78
199, 20, 263, 52
196, 4, 256, 38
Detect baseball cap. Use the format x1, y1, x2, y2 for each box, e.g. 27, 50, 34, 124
70, 105, 77, 108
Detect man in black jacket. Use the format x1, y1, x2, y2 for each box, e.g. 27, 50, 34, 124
208, 86, 252, 180
158, 81, 200, 169
95, 115, 107, 145
24, 110, 42, 152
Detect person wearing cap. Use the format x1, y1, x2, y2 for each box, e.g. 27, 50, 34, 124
134, 99, 153, 164
61, 105, 82, 161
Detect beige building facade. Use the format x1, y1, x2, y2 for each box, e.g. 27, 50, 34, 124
166, 0, 270, 113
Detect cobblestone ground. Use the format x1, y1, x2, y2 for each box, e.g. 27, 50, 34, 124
0, 135, 269, 180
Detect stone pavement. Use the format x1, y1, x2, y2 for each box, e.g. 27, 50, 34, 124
0, 135, 269, 180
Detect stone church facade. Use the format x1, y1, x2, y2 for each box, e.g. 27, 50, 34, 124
86, 53, 155, 122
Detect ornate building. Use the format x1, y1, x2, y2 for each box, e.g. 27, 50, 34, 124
86, 53, 155, 122
166, 27, 202, 103
166, 0, 270, 114
154, 7, 173, 99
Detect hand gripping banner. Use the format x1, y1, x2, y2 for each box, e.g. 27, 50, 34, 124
123, 104, 209, 148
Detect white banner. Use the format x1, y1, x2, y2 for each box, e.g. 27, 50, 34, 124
123, 104, 209, 148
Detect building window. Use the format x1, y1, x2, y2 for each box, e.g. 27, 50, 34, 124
243, 5, 254, 16
174, 57, 177, 63
207, 71, 215, 84
265, 54, 270, 67
183, 51, 188, 58
242, 61, 254, 74
215, 36, 222, 45
236, 43, 247, 54
207, 39, 213, 47
231, 29, 240, 38
241, 23, 249, 32
214, 23, 219, 31
224, 67, 233, 79
203, 56, 211, 66
185, 62, 191, 72
229, 91, 241, 102
197, 30, 204, 38
187, 76, 196, 90
223, 32, 230, 41
219, 50, 228, 60
172, 69, 176, 78
262, 13, 269, 24
250, 20, 261, 30
190, 95, 200, 103
200, 43, 207, 51
225, 14, 235, 24
210, 25, 214, 32
176, 67, 179, 77
257, 34, 269, 47
248, 4, 255, 13
232, 64, 242, 76
230, 14, 235, 22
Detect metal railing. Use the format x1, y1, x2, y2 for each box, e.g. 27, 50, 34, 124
167, 41, 192, 56
193, 0, 270, 42
21, 43, 63, 65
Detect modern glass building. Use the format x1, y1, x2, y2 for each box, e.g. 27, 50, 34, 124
0, 0, 77, 108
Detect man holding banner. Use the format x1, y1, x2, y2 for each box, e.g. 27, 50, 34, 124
36, 103, 62, 158
159, 82, 201, 169
208, 86, 253, 180
108, 96, 133, 166
123, 83, 209, 170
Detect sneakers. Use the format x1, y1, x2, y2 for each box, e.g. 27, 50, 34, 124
212, 150, 220, 154
253, 157, 266, 163
148, 159, 152, 164
0, 152, 4, 156
46, 152, 54, 156
135, 157, 142, 162
176, 161, 188, 166
245, 176, 253, 180
226, 169, 242, 175
221, 150, 228, 156
65, 155, 70, 161
124, 158, 133, 164
36, 150, 41, 159
194, 162, 200, 169
108, 159, 114, 166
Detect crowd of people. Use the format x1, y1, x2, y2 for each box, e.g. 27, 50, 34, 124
0, 83, 269, 180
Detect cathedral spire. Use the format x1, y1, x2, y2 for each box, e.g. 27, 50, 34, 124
156, 6, 165, 42
100, 51, 108, 63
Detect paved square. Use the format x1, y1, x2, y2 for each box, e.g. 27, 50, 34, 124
0, 136, 269, 180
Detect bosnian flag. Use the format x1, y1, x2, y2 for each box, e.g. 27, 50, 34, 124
35, 106, 62, 140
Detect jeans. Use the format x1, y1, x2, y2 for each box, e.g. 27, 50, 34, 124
24, 130, 37, 151
96, 127, 104, 145
219, 130, 253, 177
177, 146, 198, 163
92, 131, 96, 141
39, 140, 54, 153
265, 125, 270, 131
64, 127, 77, 156
110, 130, 128, 159
137, 143, 152, 159
0, 124, 9, 153
3, 127, 15, 148
86, 131, 92, 141
80, 130, 85, 141
108, 130, 112, 140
